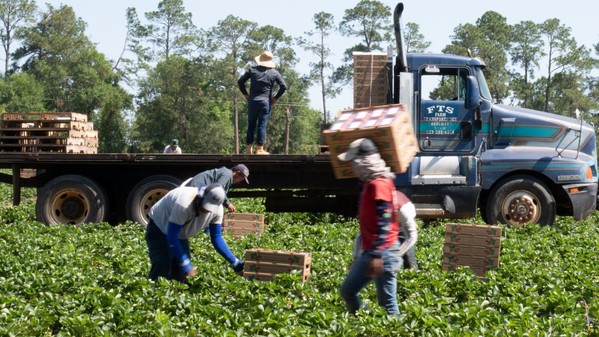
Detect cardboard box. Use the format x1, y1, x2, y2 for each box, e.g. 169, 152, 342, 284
243, 249, 311, 282
443, 234, 502, 248
442, 244, 500, 257
322, 103, 418, 179
445, 223, 502, 237
223, 213, 264, 237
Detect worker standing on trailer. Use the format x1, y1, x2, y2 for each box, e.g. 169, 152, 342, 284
238, 51, 287, 155
145, 184, 244, 282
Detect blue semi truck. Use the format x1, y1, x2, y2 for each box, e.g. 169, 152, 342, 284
386, 3, 597, 226
0, 2, 595, 227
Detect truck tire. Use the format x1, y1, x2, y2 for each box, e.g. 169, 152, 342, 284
36, 174, 108, 225
126, 175, 181, 226
485, 175, 556, 227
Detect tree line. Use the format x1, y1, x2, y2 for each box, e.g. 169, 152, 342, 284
0, 0, 598, 154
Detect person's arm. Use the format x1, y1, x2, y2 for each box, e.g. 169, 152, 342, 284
396, 202, 418, 257
208, 223, 244, 273
166, 222, 193, 274
273, 72, 287, 100
237, 70, 250, 97
211, 170, 233, 208
367, 199, 394, 257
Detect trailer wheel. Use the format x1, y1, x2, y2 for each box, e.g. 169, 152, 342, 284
126, 175, 181, 226
485, 175, 556, 227
36, 175, 108, 225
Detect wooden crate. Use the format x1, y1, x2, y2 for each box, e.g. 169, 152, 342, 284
442, 223, 502, 278
243, 249, 311, 282
223, 213, 264, 237
41, 112, 88, 122
353, 52, 389, 109
322, 103, 418, 178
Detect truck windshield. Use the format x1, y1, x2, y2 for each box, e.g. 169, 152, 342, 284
475, 68, 492, 101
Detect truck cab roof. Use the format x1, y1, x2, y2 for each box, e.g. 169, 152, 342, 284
407, 53, 486, 70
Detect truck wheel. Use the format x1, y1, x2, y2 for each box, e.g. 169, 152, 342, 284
36, 175, 108, 225
126, 175, 181, 226
485, 175, 556, 227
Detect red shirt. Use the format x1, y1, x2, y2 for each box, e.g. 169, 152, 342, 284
358, 177, 399, 252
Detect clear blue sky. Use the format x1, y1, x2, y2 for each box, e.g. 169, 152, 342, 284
42, 0, 598, 115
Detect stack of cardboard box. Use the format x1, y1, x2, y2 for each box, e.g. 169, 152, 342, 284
442, 223, 502, 278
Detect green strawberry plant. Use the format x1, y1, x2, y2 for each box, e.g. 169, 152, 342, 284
0, 182, 597, 336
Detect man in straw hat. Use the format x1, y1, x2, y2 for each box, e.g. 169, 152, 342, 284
238, 51, 287, 155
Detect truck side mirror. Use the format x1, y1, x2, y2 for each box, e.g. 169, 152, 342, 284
465, 76, 480, 110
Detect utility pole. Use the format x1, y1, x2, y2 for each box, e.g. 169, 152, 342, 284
284, 105, 292, 154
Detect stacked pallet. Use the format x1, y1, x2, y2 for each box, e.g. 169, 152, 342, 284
243, 249, 311, 282
223, 213, 264, 237
0, 112, 98, 153
353, 52, 390, 109
442, 223, 502, 278
322, 103, 418, 179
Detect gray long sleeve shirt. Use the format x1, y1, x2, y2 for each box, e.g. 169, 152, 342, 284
186, 167, 233, 207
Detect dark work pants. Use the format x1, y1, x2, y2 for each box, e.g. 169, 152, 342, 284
246, 99, 271, 146
146, 220, 191, 281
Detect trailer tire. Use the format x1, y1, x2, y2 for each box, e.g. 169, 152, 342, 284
485, 175, 556, 227
126, 175, 181, 226
36, 175, 108, 225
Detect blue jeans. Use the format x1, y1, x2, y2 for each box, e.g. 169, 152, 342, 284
146, 220, 191, 281
246, 99, 271, 145
340, 241, 403, 315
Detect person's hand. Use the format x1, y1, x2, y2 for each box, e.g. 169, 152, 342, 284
366, 257, 383, 278
347, 259, 355, 271
178, 266, 197, 282
270, 97, 277, 105
231, 260, 244, 276
227, 204, 236, 213
244, 94, 249, 101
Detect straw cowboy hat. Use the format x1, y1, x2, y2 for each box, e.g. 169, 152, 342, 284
255, 51, 276, 68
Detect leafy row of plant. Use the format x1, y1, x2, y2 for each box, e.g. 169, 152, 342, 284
0, 185, 597, 336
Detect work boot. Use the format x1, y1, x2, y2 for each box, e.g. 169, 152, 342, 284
245, 144, 253, 154
255, 145, 269, 155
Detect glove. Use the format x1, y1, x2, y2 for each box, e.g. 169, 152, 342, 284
177, 266, 197, 283
231, 259, 244, 276
366, 257, 383, 278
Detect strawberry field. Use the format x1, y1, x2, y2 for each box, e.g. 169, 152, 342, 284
0, 183, 597, 336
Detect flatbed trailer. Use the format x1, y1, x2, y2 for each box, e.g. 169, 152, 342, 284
0, 152, 359, 225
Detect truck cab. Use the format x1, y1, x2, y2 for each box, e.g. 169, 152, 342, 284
391, 3, 597, 226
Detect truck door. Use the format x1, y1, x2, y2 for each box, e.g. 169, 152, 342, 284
411, 67, 477, 187
418, 67, 474, 153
